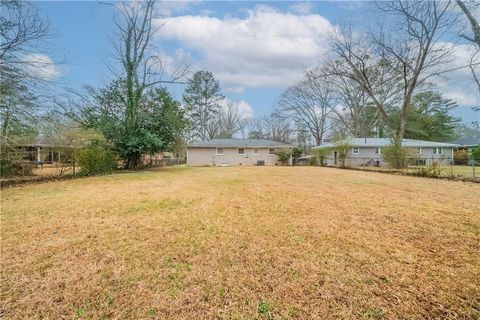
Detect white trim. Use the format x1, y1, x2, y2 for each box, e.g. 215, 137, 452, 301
375, 147, 381, 155
216, 147, 224, 156
253, 148, 259, 155
268, 148, 276, 155
237, 148, 245, 155
433, 147, 443, 155
416, 147, 422, 155
352, 147, 360, 155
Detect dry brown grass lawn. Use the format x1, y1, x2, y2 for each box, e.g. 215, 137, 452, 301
1, 166, 479, 319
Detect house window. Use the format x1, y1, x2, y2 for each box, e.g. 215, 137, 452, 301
352, 147, 360, 155
216, 147, 224, 155
253, 148, 259, 155
375, 147, 381, 155
416, 147, 422, 155
268, 148, 276, 155
237, 148, 245, 155
433, 147, 443, 155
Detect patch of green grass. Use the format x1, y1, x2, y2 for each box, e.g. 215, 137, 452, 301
357, 308, 385, 319
75, 307, 85, 318
289, 269, 300, 280
288, 306, 298, 318
362, 276, 374, 285
166, 260, 193, 294
148, 308, 157, 318
258, 302, 273, 318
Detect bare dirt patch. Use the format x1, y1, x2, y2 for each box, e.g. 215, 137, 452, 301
1, 166, 479, 319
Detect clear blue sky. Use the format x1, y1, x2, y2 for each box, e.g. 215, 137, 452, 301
37, 1, 479, 122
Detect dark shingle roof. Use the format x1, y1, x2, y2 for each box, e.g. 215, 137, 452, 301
449, 137, 480, 147
188, 139, 292, 148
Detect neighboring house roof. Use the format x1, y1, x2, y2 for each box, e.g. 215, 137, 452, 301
313, 138, 460, 149
449, 137, 480, 147
188, 139, 292, 148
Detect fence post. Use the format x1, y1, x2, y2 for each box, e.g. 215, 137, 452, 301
473, 160, 476, 179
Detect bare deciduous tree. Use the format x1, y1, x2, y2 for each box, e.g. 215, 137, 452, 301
278, 71, 332, 145
313, 68, 385, 138
327, 1, 455, 145
262, 112, 294, 144
216, 101, 250, 139
456, 0, 480, 96
0, 0, 55, 140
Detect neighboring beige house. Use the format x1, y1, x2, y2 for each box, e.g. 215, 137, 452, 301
313, 138, 460, 167
187, 139, 292, 166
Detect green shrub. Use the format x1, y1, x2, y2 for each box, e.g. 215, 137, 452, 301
0, 160, 34, 177
77, 141, 117, 176
332, 141, 351, 168
308, 155, 318, 166
0, 159, 13, 176
382, 141, 408, 169
275, 150, 291, 165
314, 148, 331, 166
291, 147, 303, 165
472, 145, 480, 163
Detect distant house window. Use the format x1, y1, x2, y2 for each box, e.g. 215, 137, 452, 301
253, 148, 259, 155
416, 147, 422, 155
433, 147, 443, 155
216, 147, 224, 155
268, 148, 276, 155
352, 147, 360, 155
375, 147, 381, 155
237, 148, 245, 155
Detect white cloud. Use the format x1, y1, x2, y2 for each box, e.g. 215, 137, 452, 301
21, 54, 61, 80
289, 2, 315, 15
157, 0, 200, 17
220, 97, 254, 119
156, 5, 335, 92
433, 43, 480, 107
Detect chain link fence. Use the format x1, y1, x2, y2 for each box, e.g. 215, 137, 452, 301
301, 156, 479, 180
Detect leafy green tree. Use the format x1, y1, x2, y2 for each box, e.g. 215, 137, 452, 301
83, 81, 186, 167
472, 145, 480, 163
102, 1, 189, 168
183, 71, 224, 141
390, 92, 459, 141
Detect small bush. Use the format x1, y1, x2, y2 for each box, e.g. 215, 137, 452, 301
382, 141, 408, 169
308, 155, 318, 166
314, 148, 331, 166
291, 147, 303, 165
275, 150, 291, 165
454, 149, 469, 165
0, 159, 13, 176
77, 141, 117, 176
1, 160, 34, 177
412, 162, 443, 178
472, 145, 480, 163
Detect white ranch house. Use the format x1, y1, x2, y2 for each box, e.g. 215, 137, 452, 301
313, 138, 460, 167
187, 139, 292, 166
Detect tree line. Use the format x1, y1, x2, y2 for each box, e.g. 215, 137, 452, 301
1, 0, 480, 173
